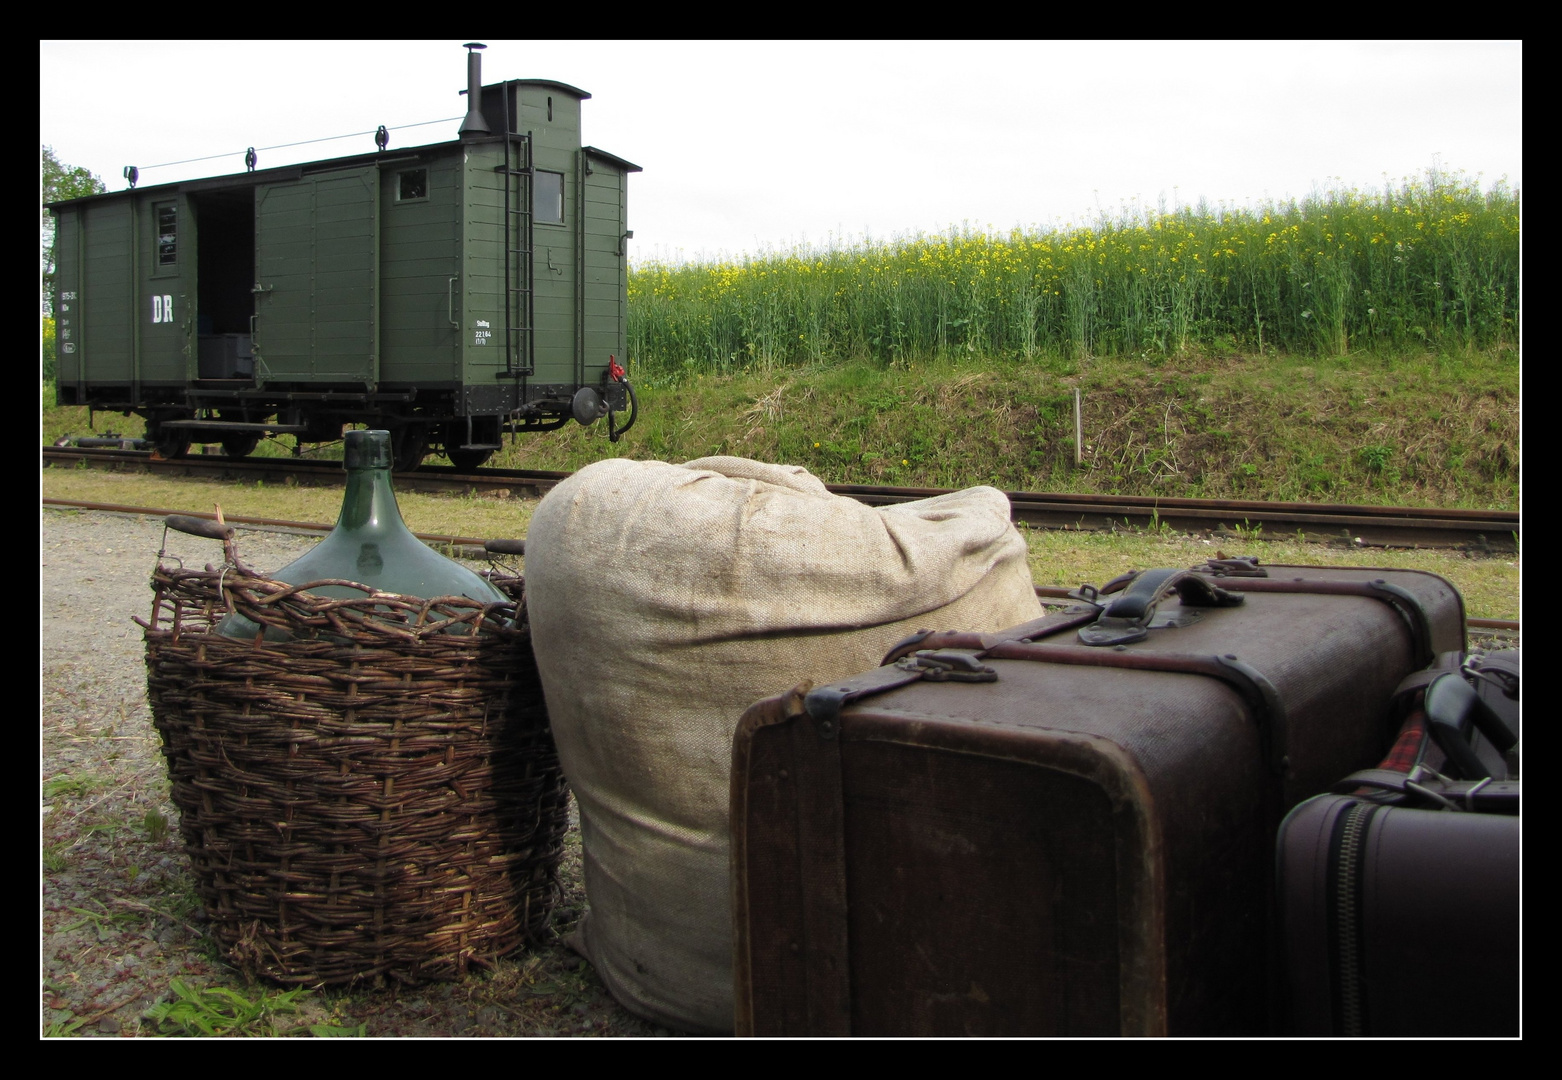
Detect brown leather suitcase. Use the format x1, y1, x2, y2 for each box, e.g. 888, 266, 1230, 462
730, 562, 1465, 1036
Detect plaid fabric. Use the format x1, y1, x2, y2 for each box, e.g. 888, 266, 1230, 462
1376, 708, 1429, 774
1343, 707, 1429, 798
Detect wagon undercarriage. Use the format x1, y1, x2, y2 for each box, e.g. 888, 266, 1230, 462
69, 378, 629, 470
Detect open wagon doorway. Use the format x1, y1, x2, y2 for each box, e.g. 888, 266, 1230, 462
190, 188, 259, 456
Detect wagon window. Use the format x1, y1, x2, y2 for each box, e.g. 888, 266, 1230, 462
157, 204, 177, 266
398, 169, 428, 201
535, 170, 564, 224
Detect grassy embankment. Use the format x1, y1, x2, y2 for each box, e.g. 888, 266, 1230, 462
42, 347, 1519, 510
602, 170, 1519, 506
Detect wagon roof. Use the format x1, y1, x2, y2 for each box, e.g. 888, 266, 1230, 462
45, 131, 640, 210
508, 78, 592, 100
584, 146, 643, 173
43, 138, 447, 209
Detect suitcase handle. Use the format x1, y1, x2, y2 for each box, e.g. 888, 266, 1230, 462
878, 605, 1103, 665
877, 568, 1245, 661
1425, 672, 1518, 778
1078, 568, 1245, 647
1465, 652, 1519, 700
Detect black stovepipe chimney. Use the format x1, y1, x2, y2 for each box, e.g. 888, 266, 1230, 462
459, 43, 490, 138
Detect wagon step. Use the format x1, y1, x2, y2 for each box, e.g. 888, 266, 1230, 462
159, 419, 309, 434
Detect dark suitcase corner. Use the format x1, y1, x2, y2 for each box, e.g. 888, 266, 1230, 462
733, 683, 1175, 1037
1278, 794, 1519, 1037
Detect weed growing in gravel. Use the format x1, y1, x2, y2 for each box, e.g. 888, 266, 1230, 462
142, 980, 309, 1037
60, 902, 140, 940
138, 809, 170, 843
43, 773, 99, 800
42, 843, 69, 873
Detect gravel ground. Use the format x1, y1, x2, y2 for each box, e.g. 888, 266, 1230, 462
40, 506, 1518, 1038
40, 509, 676, 1038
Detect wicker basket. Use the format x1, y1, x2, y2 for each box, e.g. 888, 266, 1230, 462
141, 526, 568, 985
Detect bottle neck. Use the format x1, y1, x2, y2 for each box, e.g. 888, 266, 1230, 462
337, 466, 408, 533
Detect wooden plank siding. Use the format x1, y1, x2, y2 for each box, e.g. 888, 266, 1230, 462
583, 165, 629, 370
460, 112, 587, 387
53, 211, 83, 386
142, 194, 189, 383
459, 140, 521, 383
514, 82, 585, 387
253, 167, 378, 384
379, 154, 462, 384
79, 201, 134, 383
532, 225, 577, 382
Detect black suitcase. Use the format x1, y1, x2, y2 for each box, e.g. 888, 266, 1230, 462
1278, 650, 1519, 1036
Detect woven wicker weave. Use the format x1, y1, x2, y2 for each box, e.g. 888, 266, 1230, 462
142, 535, 567, 986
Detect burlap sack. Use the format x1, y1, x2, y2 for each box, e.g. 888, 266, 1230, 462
525, 456, 1042, 1032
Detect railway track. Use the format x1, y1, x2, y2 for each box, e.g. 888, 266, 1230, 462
43, 444, 1519, 552
40, 449, 1521, 634
38, 495, 1523, 635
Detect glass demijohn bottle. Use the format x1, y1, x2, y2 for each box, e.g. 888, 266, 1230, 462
216, 429, 507, 639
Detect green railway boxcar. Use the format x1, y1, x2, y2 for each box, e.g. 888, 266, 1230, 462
49, 45, 640, 470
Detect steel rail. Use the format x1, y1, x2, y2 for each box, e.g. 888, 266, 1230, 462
42, 445, 1519, 550
40, 498, 497, 550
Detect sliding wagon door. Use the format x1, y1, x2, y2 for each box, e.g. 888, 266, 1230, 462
253, 166, 380, 386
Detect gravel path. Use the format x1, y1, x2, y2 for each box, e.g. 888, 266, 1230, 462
40, 509, 674, 1038
42, 506, 1516, 1037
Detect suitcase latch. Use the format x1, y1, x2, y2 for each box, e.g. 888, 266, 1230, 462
1191, 555, 1270, 577
894, 649, 999, 682
804, 651, 997, 738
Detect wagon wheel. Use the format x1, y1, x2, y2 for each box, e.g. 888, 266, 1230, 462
149, 423, 191, 460
393, 424, 429, 473
443, 420, 495, 472
446, 446, 494, 472
221, 432, 261, 458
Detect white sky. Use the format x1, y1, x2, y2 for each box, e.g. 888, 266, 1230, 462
41, 40, 1522, 266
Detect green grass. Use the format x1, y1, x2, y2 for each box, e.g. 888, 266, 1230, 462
42, 773, 102, 800
42, 339, 1518, 514
142, 980, 312, 1037
134, 979, 363, 1037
